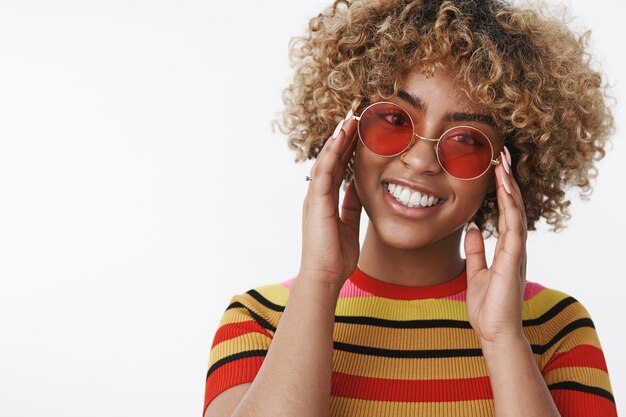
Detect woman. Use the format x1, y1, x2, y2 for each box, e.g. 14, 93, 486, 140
204, 0, 617, 415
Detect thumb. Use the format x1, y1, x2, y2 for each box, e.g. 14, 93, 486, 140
464, 222, 487, 278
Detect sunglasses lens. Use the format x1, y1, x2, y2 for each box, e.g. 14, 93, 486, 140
359, 103, 413, 155
438, 127, 492, 179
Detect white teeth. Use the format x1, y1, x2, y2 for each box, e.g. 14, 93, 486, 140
399, 188, 411, 204
409, 192, 422, 206
385, 183, 440, 208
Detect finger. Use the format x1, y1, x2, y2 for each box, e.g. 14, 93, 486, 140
503, 146, 528, 237
332, 115, 359, 196
493, 163, 525, 271
308, 117, 349, 201
494, 161, 509, 239
340, 180, 363, 234
464, 222, 488, 278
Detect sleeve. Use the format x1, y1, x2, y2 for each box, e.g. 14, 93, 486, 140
203, 292, 275, 414
539, 295, 618, 417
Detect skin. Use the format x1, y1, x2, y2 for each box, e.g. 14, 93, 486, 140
206, 68, 559, 417
355, 68, 504, 287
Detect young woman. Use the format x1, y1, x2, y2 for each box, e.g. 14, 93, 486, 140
203, 0, 617, 416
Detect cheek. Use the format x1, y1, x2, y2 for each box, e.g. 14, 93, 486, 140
455, 178, 492, 212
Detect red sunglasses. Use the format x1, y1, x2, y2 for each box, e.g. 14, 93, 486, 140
353, 101, 502, 180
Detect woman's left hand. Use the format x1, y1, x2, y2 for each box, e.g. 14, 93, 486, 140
464, 146, 528, 344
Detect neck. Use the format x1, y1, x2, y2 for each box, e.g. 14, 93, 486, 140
358, 222, 465, 286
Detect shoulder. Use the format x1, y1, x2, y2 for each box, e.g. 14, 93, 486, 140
227, 277, 294, 310
523, 280, 593, 323
218, 277, 296, 331
522, 280, 603, 366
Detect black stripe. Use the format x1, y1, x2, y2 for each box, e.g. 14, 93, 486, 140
523, 297, 578, 326
548, 381, 615, 403
228, 293, 593, 357
206, 349, 268, 379
333, 341, 483, 359
247, 289, 286, 312
531, 318, 595, 354
226, 301, 276, 333
335, 316, 473, 328
239, 290, 581, 331
331, 318, 594, 360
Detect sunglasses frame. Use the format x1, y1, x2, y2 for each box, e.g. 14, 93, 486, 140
353, 101, 502, 181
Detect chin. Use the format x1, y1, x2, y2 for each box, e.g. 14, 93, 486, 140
373, 220, 439, 250
373, 217, 464, 251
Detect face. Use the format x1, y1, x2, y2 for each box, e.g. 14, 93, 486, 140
353, 68, 504, 250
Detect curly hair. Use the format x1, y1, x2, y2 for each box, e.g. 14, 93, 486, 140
272, 0, 615, 237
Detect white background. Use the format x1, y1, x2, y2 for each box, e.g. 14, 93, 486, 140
0, 0, 623, 416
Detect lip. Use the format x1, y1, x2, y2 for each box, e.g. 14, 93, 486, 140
382, 182, 445, 219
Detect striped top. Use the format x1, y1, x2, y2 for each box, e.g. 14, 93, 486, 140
204, 266, 617, 416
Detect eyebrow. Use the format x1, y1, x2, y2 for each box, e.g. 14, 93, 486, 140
396, 89, 496, 129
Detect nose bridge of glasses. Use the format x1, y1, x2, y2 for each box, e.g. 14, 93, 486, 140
410, 132, 440, 155
413, 132, 439, 142
401, 130, 440, 163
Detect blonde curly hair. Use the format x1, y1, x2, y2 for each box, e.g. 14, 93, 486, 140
272, 0, 614, 237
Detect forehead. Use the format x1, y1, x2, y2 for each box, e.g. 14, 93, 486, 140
398, 68, 485, 114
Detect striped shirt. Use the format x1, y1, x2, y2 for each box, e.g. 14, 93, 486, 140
204, 266, 617, 416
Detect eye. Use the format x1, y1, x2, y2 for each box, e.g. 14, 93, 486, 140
378, 110, 412, 128
447, 131, 486, 147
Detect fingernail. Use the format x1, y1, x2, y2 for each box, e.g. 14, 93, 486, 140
500, 151, 510, 174
344, 108, 354, 122
332, 118, 345, 140
502, 177, 512, 195
467, 221, 479, 232
504, 146, 512, 166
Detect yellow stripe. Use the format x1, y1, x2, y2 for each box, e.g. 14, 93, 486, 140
333, 322, 480, 350
544, 366, 613, 394
335, 296, 469, 320
332, 350, 491, 379
217, 304, 263, 327
529, 288, 583, 316
253, 283, 291, 306
208, 333, 271, 368
330, 397, 495, 416
524, 304, 594, 347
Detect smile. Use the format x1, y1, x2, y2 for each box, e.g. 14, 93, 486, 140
385, 182, 441, 208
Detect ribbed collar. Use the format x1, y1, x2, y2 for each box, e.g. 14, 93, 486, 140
349, 265, 467, 300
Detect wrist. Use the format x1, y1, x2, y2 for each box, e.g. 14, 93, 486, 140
479, 332, 529, 354
294, 272, 344, 297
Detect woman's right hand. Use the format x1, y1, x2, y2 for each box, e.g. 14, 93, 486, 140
298, 105, 363, 289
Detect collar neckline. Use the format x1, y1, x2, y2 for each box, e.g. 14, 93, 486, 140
349, 265, 467, 300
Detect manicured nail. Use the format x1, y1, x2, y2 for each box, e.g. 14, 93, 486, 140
467, 221, 479, 232
502, 177, 512, 195
504, 146, 512, 166
332, 118, 345, 140
344, 108, 354, 122
500, 151, 510, 174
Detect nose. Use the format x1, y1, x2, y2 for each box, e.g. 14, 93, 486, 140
399, 132, 443, 176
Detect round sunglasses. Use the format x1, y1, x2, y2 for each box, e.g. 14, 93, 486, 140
352, 101, 502, 180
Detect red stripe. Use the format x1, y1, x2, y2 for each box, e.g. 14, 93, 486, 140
204, 356, 264, 413
551, 389, 617, 417
543, 345, 608, 374
211, 320, 272, 348
349, 267, 467, 300
331, 371, 493, 402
